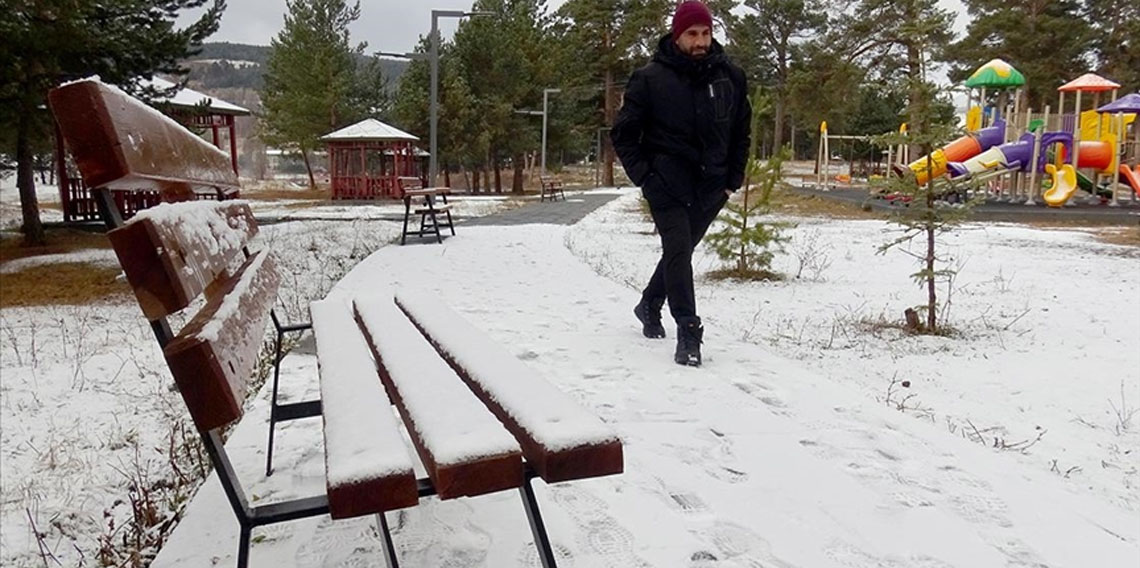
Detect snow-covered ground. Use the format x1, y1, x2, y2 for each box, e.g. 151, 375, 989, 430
3, 185, 1138, 567
0, 176, 518, 567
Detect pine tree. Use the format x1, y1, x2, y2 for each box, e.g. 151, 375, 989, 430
1085, 0, 1140, 92
1, 0, 224, 245
260, 0, 368, 189
556, 0, 671, 186
451, 0, 554, 193
705, 91, 791, 280
730, 0, 828, 155
947, 0, 1092, 107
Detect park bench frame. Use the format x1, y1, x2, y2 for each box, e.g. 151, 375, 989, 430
48, 80, 622, 568
539, 175, 565, 202
397, 176, 455, 244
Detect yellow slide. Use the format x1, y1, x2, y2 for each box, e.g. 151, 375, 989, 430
1043, 163, 1078, 208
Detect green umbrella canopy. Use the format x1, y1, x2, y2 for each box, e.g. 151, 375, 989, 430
965, 59, 1026, 89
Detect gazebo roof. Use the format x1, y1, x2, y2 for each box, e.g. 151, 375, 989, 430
1097, 93, 1140, 114
1057, 73, 1121, 93
964, 59, 1025, 89
144, 76, 251, 116
321, 119, 419, 142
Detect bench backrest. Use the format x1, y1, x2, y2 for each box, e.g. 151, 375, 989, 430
51, 80, 275, 433
109, 199, 277, 432
48, 79, 240, 201
396, 176, 423, 198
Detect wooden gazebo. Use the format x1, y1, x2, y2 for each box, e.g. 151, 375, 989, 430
54, 76, 250, 222
322, 119, 426, 199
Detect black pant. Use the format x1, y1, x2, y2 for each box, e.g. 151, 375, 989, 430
641, 197, 725, 324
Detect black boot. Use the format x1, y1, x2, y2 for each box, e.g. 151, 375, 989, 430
634, 297, 666, 338
674, 318, 703, 367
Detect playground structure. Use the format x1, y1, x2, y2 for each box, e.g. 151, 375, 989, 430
812, 59, 1140, 209
903, 61, 1140, 208
813, 121, 905, 190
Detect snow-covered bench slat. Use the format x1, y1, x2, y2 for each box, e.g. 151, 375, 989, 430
162, 250, 280, 432
396, 290, 624, 483
107, 200, 258, 321
353, 295, 524, 499
311, 299, 419, 519
47, 79, 239, 197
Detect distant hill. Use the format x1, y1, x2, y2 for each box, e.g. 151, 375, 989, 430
183, 42, 408, 94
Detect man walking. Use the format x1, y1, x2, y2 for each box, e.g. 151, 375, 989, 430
611, 0, 751, 367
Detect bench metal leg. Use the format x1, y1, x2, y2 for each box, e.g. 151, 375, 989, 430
266, 325, 284, 476
375, 512, 400, 568
520, 476, 558, 568
237, 525, 252, 568
444, 208, 455, 236
423, 207, 442, 243
265, 314, 316, 477
95, 187, 124, 229
401, 199, 412, 245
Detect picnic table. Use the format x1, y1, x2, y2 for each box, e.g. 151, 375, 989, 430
398, 177, 455, 244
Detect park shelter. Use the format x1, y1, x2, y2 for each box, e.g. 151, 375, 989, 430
322, 119, 426, 200
54, 76, 250, 222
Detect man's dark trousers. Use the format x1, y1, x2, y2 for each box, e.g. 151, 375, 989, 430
642, 197, 725, 323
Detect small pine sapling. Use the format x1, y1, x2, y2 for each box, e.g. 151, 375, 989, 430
871, 80, 979, 335
705, 90, 792, 281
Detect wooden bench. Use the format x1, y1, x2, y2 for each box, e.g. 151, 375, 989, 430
397, 176, 455, 244
539, 175, 565, 202
49, 79, 315, 478
50, 80, 623, 567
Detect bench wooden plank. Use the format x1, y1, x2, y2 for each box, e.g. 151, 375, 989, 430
414, 204, 453, 214
47, 79, 240, 198
311, 298, 419, 519
354, 295, 523, 499
396, 290, 624, 483
107, 201, 258, 321
163, 250, 280, 432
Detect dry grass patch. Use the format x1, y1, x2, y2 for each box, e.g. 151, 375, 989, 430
1, 262, 129, 307
1014, 222, 1140, 249
0, 228, 110, 263
1092, 226, 1140, 248
771, 189, 882, 220
705, 268, 784, 282
1, 228, 127, 307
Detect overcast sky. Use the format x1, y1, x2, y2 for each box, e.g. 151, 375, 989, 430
180, 0, 968, 56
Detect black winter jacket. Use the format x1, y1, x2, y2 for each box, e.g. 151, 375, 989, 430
611, 34, 751, 211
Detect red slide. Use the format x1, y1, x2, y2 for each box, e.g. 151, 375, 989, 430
1120, 164, 1140, 197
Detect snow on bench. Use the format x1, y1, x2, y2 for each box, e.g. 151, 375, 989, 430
161, 250, 279, 432
353, 295, 523, 499
107, 200, 258, 321
310, 298, 418, 519
395, 289, 623, 483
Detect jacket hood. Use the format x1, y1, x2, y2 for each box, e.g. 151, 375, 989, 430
653, 33, 727, 78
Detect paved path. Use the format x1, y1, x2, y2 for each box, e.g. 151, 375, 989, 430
462, 191, 621, 226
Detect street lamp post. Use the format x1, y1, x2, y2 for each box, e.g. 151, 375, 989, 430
515, 88, 561, 178
430, 9, 492, 186
540, 88, 560, 175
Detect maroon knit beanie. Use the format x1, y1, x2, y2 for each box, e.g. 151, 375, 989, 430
671, 1, 713, 41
